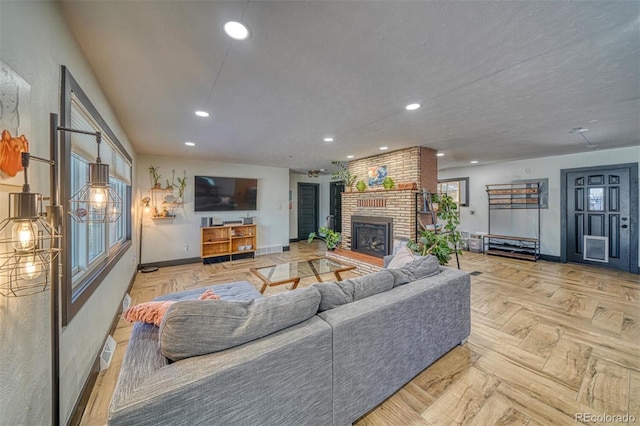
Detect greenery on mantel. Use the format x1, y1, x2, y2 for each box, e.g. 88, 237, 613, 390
331, 161, 357, 190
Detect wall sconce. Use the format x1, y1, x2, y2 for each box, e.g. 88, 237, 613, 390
67, 128, 122, 223
0, 153, 61, 297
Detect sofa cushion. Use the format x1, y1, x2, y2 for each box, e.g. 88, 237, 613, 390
387, 254, 441, 287
313, 270, 395, 312
313, 282, 350, 312
159, 286, 321, 361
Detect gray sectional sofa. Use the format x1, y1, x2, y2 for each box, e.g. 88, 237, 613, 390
108, 259, 470, 426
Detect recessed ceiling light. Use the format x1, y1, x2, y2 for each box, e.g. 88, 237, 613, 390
380, 146, 389, 150
470, 160, 479, 164
324, 137, 334, 142
224, 21, 251, 40
195, 111, 210, 117
185, 142, 195, 146
436, 153, 445, 157
346, 155, 354, 159
405, 103, 421, 111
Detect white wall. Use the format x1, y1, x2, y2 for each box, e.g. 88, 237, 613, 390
138, 155, 290, 263
288, 173, 331, 240
439, 146, 639, 263
0, 2, 137, 424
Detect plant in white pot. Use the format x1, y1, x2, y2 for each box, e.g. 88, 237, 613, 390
331, 161, 357, 192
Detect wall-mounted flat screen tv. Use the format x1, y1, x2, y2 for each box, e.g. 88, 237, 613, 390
194, 176, 258, 212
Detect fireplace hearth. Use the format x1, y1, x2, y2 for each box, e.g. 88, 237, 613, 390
351, 216, 393, 258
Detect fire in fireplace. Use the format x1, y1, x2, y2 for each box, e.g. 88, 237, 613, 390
351, 216, 393, 258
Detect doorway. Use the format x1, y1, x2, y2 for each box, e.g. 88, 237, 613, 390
297, 183, 319, 240
329, 181, 344, 232
561, 163, 638, 273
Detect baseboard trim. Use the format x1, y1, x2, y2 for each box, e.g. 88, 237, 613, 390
539, 254, 562, 262
289, 238, 301, 243
283, 245, 290, 251
69, 270, 137, 426
140, 257, 202, 269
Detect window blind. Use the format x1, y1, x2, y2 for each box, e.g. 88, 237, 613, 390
70, 95, 132, 184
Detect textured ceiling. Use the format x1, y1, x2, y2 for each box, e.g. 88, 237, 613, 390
60, 1, 640, 172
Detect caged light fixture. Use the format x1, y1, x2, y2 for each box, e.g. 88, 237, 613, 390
68, 126, 122, 223
0, 151, 61, 297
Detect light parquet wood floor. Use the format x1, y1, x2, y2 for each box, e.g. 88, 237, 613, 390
80, 242, 640, 426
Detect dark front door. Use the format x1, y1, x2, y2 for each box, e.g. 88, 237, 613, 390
329, 182, 344, 232
564, 164, 635, 271
298, 183, 319, 240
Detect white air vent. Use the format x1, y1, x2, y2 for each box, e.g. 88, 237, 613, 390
100, 335, 117, 371
256, 245, 283, 256
122, 293, 132, 312
583, 235, 608, 263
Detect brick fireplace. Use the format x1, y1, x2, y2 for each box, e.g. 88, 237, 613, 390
340, 146, 437, 249
327, 146, 437, 273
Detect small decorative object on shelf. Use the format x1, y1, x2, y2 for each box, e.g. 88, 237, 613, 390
149, 165, 161, 189
356, 180, 367, 192
177, 170, 188, 201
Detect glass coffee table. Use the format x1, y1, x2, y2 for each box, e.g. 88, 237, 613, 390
250, 257, 356, 294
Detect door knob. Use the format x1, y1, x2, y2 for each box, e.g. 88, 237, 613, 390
622, 217, 628, 221
621, 224, 628, 229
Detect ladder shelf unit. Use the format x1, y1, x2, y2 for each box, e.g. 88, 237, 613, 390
485, 182, 541, 261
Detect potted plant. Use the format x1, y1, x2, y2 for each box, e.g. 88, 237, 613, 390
307, 226, 341, 250
356, 180, 367, 192
331, 161, 357, 192
149, 165, 161, 189
177, 171, 188, 201
407, 194, 462, 265
382, 176, 395, 189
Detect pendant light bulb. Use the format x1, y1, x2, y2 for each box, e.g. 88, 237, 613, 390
12, 221, 36, 250
89, 186, 107, 210
20, 255, 41, 280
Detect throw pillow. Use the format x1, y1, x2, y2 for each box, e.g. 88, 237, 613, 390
386, 247, 416, 269
122, 301, 176, 327
122, 289, 221, 326
159, 287, 321, 361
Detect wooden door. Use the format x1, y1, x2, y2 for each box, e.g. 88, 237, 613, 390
329, 181, 344, 232
564, 165, 634, 271
297, 183, 319, 240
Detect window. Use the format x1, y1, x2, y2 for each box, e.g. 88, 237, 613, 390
61, 67, 132, 324
437, 177, 469, 207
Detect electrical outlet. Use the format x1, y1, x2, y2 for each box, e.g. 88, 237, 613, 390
184, 243, 189, 251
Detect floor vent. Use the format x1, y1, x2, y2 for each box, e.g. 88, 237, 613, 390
100, 335, 117, 371
256, 245, 283, 256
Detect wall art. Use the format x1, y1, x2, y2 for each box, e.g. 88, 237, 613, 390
0, 60, 31, 178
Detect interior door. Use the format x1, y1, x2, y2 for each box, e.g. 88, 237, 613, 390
297, 183, 319, 240
329, 182, 344, 232
566, 166, 631, 270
